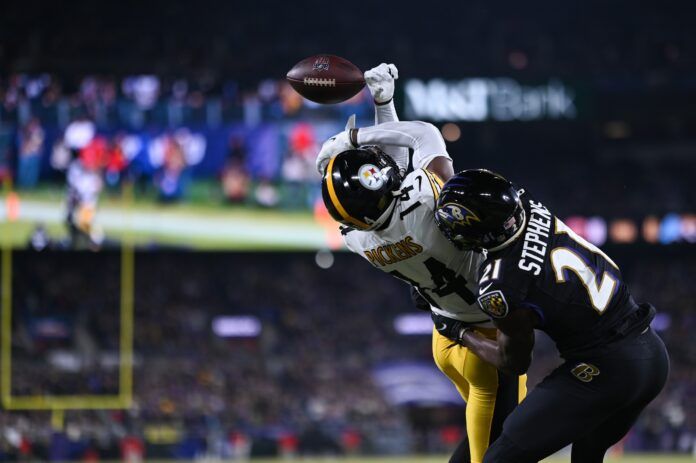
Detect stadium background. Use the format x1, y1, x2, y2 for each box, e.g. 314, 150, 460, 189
0, 0, 694, 461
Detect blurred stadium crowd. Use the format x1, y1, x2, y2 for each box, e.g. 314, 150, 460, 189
0, 72, 364, 211
1, 2, 694, 82
0, 250, 694, 460
0, 1, 694, 221
1, 72, 695, 235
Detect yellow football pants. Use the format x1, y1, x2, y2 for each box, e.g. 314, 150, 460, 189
432, 327, 527, 463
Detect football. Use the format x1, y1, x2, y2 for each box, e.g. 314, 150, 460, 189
286, 54, 365, 104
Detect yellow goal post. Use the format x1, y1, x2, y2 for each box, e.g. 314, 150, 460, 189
1, 180, 135, 426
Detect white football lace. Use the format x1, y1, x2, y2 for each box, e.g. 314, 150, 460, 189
304, 77, 336, 87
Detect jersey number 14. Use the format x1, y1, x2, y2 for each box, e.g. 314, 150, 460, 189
390, 258, 477, 308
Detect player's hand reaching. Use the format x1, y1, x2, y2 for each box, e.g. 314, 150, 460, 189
316, 114, 358, 174
432, 312, 472, 345
364, 63, 399, 104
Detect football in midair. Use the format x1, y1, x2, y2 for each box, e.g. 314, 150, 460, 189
286, 55, 365, 104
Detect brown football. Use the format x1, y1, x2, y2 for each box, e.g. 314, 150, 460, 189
286, 55, 365, 104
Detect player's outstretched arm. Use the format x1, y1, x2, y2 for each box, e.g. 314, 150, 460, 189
364, 64, 454, 180
458, 310, 536, 375
316, 119, 454, 181
355, 120, 454, 180
364, 63, 411, 171
365, 63, 400, 124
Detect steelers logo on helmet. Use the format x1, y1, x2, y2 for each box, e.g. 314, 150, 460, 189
358, 164, 386, 190
437, 203, 481, 228
321, 147, 402, 231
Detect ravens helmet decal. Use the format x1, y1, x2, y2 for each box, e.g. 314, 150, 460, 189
437, 203, 482, 228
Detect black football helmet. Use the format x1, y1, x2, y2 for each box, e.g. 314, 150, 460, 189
321, 146, 402, 230
434, 169, 526, 251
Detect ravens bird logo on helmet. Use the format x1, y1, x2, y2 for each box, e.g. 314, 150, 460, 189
437, 203, 482, 228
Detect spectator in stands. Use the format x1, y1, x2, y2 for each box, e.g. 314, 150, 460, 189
17, 117, 45, 189
221, 134, 250, 203
155, 134, 189, 203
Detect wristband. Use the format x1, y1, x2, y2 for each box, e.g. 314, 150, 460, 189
457, 326, 472, 342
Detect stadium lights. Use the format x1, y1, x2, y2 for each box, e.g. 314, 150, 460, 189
563, 214, 696, 245
394, 313, 433, 335
212, 316, 262, 338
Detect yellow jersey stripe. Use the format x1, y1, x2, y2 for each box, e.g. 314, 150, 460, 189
326, 156, 370, 229
431, 170, 445, 189
423, 169, 441, 201
518, 374, 528, 403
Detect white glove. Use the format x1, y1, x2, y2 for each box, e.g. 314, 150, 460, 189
316, 115, 357, 174
364, 63, 399, 104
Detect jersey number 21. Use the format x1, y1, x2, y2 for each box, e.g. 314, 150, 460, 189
551, 218, 619, 313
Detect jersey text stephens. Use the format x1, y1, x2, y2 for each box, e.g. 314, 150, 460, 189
518, 200, 552, 276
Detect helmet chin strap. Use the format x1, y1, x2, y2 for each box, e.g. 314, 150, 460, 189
364, 198, 398, 231
363, 166, 403, 232
488, 209, 527, 252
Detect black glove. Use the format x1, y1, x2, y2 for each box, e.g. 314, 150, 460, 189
432, 312, 471, 343
410, 286, 431, 312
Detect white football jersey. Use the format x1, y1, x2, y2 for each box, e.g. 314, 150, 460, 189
344, 169, 489, 323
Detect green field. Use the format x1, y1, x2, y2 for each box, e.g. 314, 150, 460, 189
1, 185, 331, 250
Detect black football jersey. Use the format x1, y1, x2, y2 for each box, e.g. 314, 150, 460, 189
475, 189, 651, 358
